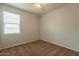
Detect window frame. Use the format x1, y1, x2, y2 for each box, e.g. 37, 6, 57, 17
3, 11, 20, 34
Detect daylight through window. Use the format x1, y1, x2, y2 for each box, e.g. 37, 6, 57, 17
3, 11, 20, 34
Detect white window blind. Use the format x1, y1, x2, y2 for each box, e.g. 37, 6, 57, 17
3, 11, 20, 34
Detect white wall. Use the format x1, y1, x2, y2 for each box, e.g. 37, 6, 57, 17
0, 5, 2, 49
0, 4, 40, 49
40, 4, 79, 52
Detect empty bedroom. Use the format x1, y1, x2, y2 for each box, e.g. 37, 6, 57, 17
0, 3, 79, 56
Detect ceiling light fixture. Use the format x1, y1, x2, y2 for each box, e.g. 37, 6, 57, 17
33, 3, 48, 9
33, 3, 41, 8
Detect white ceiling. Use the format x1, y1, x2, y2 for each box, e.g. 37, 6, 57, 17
5, 3, 69, 15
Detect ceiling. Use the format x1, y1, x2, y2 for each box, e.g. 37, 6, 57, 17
5, 3, 69, 15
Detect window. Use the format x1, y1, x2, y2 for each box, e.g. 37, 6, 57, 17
3, 11, 20, 34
